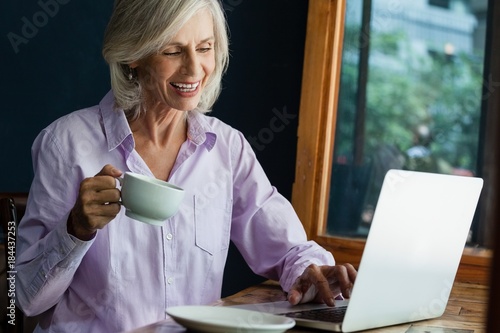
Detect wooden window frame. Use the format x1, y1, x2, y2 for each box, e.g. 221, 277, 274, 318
291, 0, 497, 285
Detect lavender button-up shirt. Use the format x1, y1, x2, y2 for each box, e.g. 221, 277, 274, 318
16, 91, 334, 332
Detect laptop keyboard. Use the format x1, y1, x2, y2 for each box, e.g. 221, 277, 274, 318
282, 306, 347, 323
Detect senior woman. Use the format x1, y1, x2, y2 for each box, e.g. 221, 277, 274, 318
16, 0, 356, 331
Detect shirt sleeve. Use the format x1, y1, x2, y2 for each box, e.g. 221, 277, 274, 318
16, 128, 94, 316
228, 131, 335, 293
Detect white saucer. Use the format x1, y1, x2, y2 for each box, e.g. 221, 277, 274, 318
166, 305, 296, 333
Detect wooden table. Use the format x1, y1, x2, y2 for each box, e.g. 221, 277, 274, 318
125, 279, 489, 332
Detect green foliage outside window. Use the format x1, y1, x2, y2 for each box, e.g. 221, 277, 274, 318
335, 25, 482, 174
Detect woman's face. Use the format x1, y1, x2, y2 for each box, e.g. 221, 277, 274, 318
133, 9, 216, 112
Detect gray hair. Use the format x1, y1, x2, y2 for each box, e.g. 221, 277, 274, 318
102, 0, 229, 119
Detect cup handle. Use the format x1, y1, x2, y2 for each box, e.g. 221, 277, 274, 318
116, 176, 124, 188
115, 177, 124, 205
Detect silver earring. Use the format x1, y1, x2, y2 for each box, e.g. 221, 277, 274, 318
128, 67, 134, 81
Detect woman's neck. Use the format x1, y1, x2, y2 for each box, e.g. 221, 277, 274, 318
129, 104, 188, 148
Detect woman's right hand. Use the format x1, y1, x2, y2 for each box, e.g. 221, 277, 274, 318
68, 164, 123, 240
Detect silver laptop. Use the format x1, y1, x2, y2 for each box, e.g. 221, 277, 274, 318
232, 169, 483, 332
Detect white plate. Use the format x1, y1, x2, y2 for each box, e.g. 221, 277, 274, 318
166, 305, 296, 333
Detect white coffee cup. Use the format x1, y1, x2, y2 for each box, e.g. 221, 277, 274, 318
119, 172, 185, 226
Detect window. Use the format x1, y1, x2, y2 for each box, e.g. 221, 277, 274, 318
292, 0, 498, 285
329, 0, 486, 241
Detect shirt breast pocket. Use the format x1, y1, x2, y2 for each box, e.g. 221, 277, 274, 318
194, 195, 232, 255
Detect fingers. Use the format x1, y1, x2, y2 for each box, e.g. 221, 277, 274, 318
323, 264, 357, 299
314, 266, 336, 306
288, 277, 315, 305
288, 263, 358, 307
79, 181, 121, 203
68, 165, 123, 240
289, 264, 334, 306
287, 289, 302, 306
79, 188, 121, 215
342, 263, 357, 294
96, 164, 123, 178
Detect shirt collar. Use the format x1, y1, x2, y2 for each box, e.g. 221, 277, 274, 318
186, 111, 217, 151
100, 90, 133, 152
100, 91, 217, 152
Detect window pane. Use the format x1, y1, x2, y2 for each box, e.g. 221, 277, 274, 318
327, 0, 488, 246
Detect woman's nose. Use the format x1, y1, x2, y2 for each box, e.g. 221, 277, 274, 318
181, 51, 200, 77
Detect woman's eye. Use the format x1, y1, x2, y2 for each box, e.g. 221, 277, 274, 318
198, 47, 212, 53
163, 50, 181, 56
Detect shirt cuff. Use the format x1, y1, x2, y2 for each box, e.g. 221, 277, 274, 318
51, 217, 95, 268
280, 242, 335, 292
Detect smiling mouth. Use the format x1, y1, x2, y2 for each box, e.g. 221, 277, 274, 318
170, 82, 200, 93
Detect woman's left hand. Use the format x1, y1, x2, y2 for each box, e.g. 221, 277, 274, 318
287, 263, 357, 307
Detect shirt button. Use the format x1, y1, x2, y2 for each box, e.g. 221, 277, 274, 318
167, 277, 174, 284
166, 233, 173, 241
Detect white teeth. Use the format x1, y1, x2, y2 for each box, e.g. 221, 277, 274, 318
171, 82, 200, 91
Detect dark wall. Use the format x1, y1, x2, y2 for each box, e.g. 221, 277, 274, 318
2, 1, 115, 190
1, 0, 309, 295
